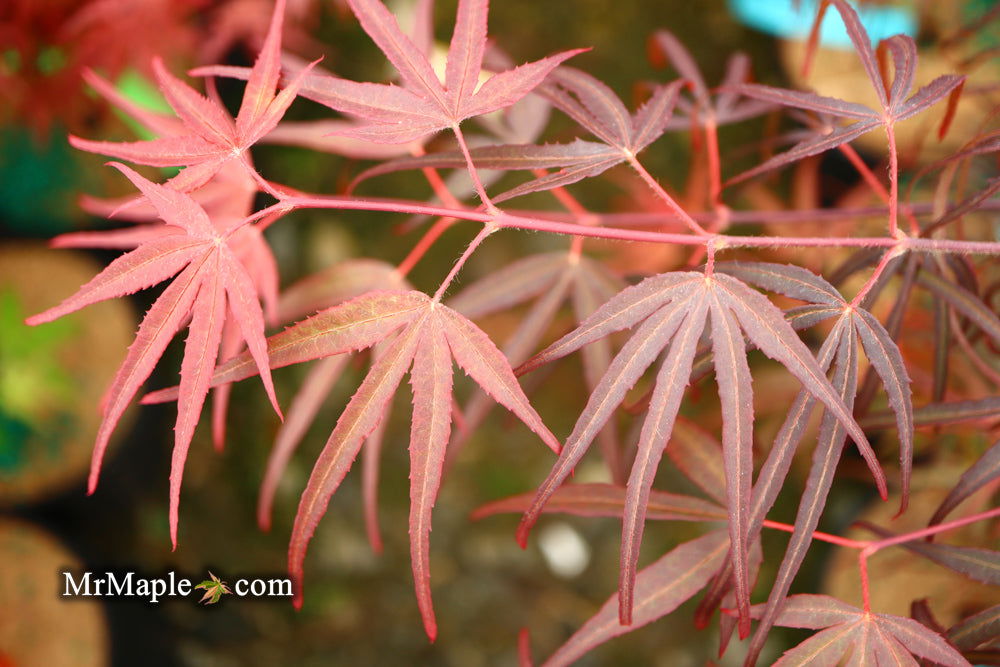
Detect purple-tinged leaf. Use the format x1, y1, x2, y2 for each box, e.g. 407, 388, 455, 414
948, 604, 1000, 650
925, 176, 1000, 236
876, 614, 971, 666
630, 81, 684, 151
29, 164, 280, 544
715, 261, 844, 307
571, 260, 627, 484
74, 2, 310, 197
715, 53, 758, 117
861, 396, 1000, 429
351, 139, 615, 190
717, 540, 765, 657
290, 316, 424, 608
931, 440, 1000, 526
747, 323, 844, 543
859, 523, 1000, 586
851, 307, 913, 511
893, 75, 966, 123
827, 0, 887, 109
67, 135, 220, 168
333, 120, 451, 145
542, 530, 729, 667
517, 272, 702, 375
755, 594, 864, 630
408, 323, 454, 642
650, 30, 771, 130
883, 36, 917, 113
517, 294, 697, 547
716, 275, 884, 496
544, 67, 633, 149
774, 623, 858, 666
409, 0, 435, 57
846, 618, 874, 667
274, 69, 441, 123
760, 594, 971, 666
707, 290, 754, 637
110, 162, 216, 236
492, 154, 623, 204
731, 83, 876, 121
727, 119, 881, 185
785, 304, 843, 330
620, 298, 707, 624
745, 327, 856, 665
909, 543, 1000, 586
932, 294, 950, 403
471, 484, 727, 523
916, 269, 1000, 348
910, 598, 948, 636
650, 30, 708, 104
871, 628, 921, 667
273, 0, 583, 142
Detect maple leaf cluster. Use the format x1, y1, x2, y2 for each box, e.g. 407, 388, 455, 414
25, 0, 1000, 664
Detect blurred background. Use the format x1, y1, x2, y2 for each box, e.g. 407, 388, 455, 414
1, 1, 997, 665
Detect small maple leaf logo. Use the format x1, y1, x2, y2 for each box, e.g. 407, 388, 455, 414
194, 572, 232, 605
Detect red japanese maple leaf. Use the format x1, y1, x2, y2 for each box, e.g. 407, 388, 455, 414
346, 69, 686, 204
726, 0, 964, 186
199, 0, 584, 146
515, 268, 884, 635
751, 595, 970, 666
69, 0, 314, 196
27, 163, 282, 548
143, 289, 561, 640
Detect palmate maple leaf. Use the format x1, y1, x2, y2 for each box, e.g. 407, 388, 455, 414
474, 421, 767, 665
726, 0, 964, 186
445, 251, 626, 480
753, 595, 971, 666
141, 262, 412, 554
345, 69, 686, 204
55, 158, 279, 452
144, 289, 561, 640
26, 163, 282, 549
711, 261, 913, 665
514, 269, 886, 636
194, 571, 233, 605
69, 0, 314, 196
201, 0, 584, 146
649, 30, 773, 132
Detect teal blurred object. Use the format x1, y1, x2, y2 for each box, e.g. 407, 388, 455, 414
727, 0, 917, 48
0, 126, 83, 237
